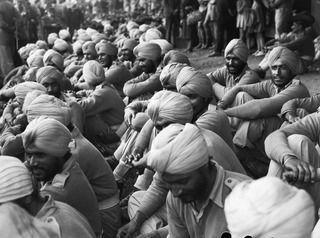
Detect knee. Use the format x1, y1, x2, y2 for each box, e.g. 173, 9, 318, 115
128, 191, 146, 218
288, 134, 313, 148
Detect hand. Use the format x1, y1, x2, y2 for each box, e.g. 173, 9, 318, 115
132, 155, 148, 169
217, 100, 226, 110
117, 220, 139, 238
282, 155, 316, 184
284, 113, 300, 124
124, 108, 136, 126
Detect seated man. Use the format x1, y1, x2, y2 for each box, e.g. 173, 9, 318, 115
21, 117, 102, 236
218, 46, 310, 177
265, 111, 320, 213
0, 155, 96, 238
207, 39, 260, 101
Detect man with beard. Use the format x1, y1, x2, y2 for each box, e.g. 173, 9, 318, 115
207, 39, 260, 101
218, 46, 310, 177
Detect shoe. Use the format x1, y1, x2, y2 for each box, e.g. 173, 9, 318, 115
208, 51, 221, 57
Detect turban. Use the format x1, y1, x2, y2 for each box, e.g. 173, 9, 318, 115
176, 66, 213, 99
0, 156, 33, 203
35, 40, 48, 50
92, 33, 107, 44
118, 23, 127, 34
147, 91, 193, 125
0, 203, 61, 238
47, 33, 58, 45
95, 40, 118, 56
36, 66, 63, 86
29, 49, 46, 57
14, 82, 46, 105
18, 44, 37, 61
126, 21, 139, 32
43, 49, 64, 71
27, 55, 44, 68
72, 40, 84, 54
139, 24, 151, 33
163, 50, 190, 66
224, 39, 249, 63
22, 117, 72, 158
148, 123, 209, 174
133, 42, 162, 64
104, 24, 114, 34
122, 39, 138, 51
82, 41, 98, 58
82, 60, 105, 86
160, 63, 188, 89
86, 27, 98, 37
225, 177, 315, 238
22, 90, 46, 113
145, 28, 163, 42
105, 64, 132, 86
139, 33, 146, 43
53, 39, 69, 52
267, 46, 303, 75
23, 67, 39, 82
292, 12, 315, 28
26, 94, 71, 126
149, 39, 173, 55
78, 32, 91, 42
58, 29, 71, 40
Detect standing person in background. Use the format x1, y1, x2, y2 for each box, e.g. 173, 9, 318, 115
251, 0, 266, 56
236, 0, 252, 50
163, 0, 180, 48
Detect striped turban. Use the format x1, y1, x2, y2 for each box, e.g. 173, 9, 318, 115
26, 94, 71, 126
82, 60, 105, 86
149, 39, 173, 56
163, 50, 190, 66
148, 123, 209, 175
95, 40, 118, 56
47, 33, 58, 45
267, 46, 303, 75
82, 41, 98, 58
22, 90, 46, 113
145, 28, 163, 42
35, 40, 48, 50
27, 55, 44, 68
147, 91, 193, 125
22, 117, 72, 158
36, 66, 63, 86
176, 66, 213, 99
225, 177, 315, 238
224, 39, 249, 63
59, 29, 71, 40
133, 42, 162, 64
122, 39, 138, 51
53, 39, 69, 53
14, 82, 46, 105
160, 63, 188, 90
0, 156, 33, 203
43, 49, 64, 71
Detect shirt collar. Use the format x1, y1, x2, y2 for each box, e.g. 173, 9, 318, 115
208, 163, 224, 208
273, 79, 296, 93
232, 64, 249, 82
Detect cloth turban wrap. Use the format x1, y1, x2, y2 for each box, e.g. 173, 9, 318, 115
149, 39, 173, 55
18, 43, 37, 61
145, 28, 163, 42
129, 29, 142, 40
47, 33, 58, 45
35, 40, 48, 50
86, 28, 99, 37
14, 82, 46, 105
133, 42, 162, 64
78, 32, 91, 42
30, 49, 46, 57
92, 33, 107, 44
53, 39, 69, 52
72, 40, 84, 54
23, 67, 39, 82
148, 123, 209, 174
267, 46, 303, 75
22, 117, 72, 158
0, 156, 33, 203
0, 203, 61, 238
36, 66, 63, 87
27, 55, 44, 68
43, 49, 64, 71
224, 39, 249, 63
104, 24, 114, 33
147, 91, 193, 125
95, 40, 118, 56
160, 63, 188, 89
59, 29, 71, 40
139, 24, 151, 33
224, 176, 315, 238
82, 60, 105, 86
122, 39, 138, 51
82, 41, 98, 57
22, 90, 46, 113
118, 23, 127, 34
126, 21, 139, 32
105, 64, 132, 85
163, 50, 190, 66
176, 66, 213, 99
26, 94, 71, 126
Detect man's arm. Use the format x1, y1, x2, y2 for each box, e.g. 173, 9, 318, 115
281, 94, 320, 118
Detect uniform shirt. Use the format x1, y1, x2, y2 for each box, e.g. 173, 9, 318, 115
281, 94, 320, 117
36, 195, 96, 238
41, 156, 102, 236
167, 164, 250, 238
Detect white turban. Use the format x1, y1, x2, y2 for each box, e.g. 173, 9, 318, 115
59, 29, 71, 40
82, 41, 98, 58
0, 156, 33, 203
82, 60, 105, 86
22, 117, 72, 158
43, 49, 64, 71
160, 63, 188, 90
133, 42, 162, 64
139, 24, 151, 33
145, 28, 163, 42
147, 91, 193, 125
95, 40, 118, 56
26, 94, 71, 126
53, 39, 69, 52
35, 40, 48, 50
149, 39, 173, 55
22, 90, 47, 113
267, 46, 303, 75
224, 39, 249, 63
148, 123, 209, 175
14, 82, 46, 105
72, 40, 84, 54
36, 66, 63, 87
176, 66, 213, 99
126, 21, 139, 32
225, 176, 315, 238
163, 50, 190, 66
47, 33, 58, 45
26, 55, 44, 68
